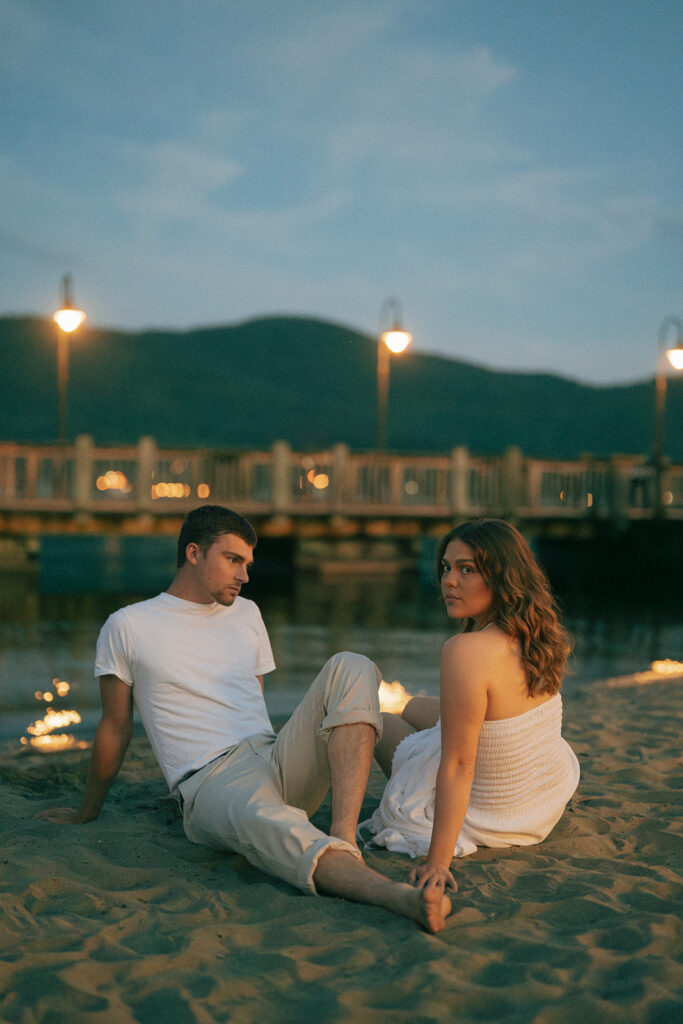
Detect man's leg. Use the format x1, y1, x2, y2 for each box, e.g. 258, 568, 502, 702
327, 722, 376, 845
180, 735, 365, 894
183, 654, 452, 929
270, 652, 382, 834
313, 848, 452, 933
183, 748, 452, 931
272, 652, 452, 931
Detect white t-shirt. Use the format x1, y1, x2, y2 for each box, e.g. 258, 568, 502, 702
95, 592, 276, 791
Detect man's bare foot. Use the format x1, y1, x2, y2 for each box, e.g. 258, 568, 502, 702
312, 848, 452, 932
391, 882, 452, 933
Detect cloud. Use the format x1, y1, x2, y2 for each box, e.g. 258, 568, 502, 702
239, 3, 520, 194
115, 140, 244, 221
0, 1, 679, 383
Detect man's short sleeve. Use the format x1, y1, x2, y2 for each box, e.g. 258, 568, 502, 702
253, 605, 276, 677
94, 609, 134, 686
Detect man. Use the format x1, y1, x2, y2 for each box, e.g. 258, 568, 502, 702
38, 506, 451, 931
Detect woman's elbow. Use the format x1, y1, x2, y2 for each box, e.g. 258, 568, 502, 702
438, 757, 476, 782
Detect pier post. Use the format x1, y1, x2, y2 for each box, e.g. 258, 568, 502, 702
501, 446, 524, 517
609, 456, 632, 526
74, 434, 94, 512
332, 443, 349, 511
271, 440, 291, 513
137, 436, 157, 513
390, 457, 403, 506
450, 446, 469, 517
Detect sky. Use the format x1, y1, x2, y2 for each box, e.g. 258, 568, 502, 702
1, 0, 681, 384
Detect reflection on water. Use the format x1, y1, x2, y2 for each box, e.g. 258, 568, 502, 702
601, 658, 683, 688
19, 677, 90, 753
1, 565, 682, 743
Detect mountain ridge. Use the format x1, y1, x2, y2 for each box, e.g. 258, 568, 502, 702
2, 315, 681, 460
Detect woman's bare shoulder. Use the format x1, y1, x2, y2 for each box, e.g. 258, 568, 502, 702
442, 625, 509, 655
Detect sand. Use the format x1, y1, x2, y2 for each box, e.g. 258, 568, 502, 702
1, 679, 681, 1024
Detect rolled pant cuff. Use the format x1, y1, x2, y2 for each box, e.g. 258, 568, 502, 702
318, 707, 383, 741
298, 836, 363, 895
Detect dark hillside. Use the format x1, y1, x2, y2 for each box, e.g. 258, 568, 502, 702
1, 315, 680, 459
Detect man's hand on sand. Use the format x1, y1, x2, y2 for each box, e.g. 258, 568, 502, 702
34, 807, 80, 824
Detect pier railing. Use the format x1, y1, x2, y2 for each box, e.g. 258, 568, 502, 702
0, 436, 681, 523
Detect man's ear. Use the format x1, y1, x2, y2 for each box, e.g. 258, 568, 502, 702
185, 542, 201, 565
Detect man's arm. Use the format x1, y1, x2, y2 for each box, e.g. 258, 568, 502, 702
35, 674, 134, 824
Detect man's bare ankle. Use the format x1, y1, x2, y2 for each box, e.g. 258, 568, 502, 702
329, 822, 358, 846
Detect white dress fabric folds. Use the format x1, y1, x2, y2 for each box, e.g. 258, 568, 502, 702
364, 694, 580, 859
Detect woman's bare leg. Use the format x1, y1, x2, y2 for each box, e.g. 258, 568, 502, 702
402, 695, 440, 731
374, 712, 414, 778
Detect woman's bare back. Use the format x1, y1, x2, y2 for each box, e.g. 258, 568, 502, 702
459, 624, 555, 721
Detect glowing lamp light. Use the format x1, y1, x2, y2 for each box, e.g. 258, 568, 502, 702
667, 345, 683, 371
381, 328, 412, 354
96, 470, 132, 492
376, 298, 413, 449
53, 306, 86, 333
52, 274, 87, 442
151, 481, 192, 499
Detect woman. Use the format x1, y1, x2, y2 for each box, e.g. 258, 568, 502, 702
364, 519, 580, 894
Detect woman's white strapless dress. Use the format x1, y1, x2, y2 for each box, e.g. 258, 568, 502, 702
364, 693, 580, 859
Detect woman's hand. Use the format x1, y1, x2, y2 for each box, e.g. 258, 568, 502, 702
408, 860, 457, 892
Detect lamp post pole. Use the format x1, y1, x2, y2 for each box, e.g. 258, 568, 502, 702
56, 329, 69, 444
653, 315, 683, 517
53, 274, 86, 442
376, 297, 412, 450
376, 336, 390, 452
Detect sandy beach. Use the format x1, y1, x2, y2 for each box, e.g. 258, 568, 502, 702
1, 677, 681, 1024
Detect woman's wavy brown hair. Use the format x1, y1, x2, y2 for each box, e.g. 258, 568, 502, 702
436, 519, 571, 695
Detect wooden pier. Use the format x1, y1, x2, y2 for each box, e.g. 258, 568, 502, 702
1, 436, 681, 539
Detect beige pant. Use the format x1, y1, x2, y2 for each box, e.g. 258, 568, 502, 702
178, 652, 382, 894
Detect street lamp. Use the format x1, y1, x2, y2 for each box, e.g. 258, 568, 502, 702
53, 274, 86, 442
653, 315, 683, 516
376, 297, 412, 449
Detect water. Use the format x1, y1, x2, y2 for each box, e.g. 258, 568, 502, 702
1, 564, 682, 748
